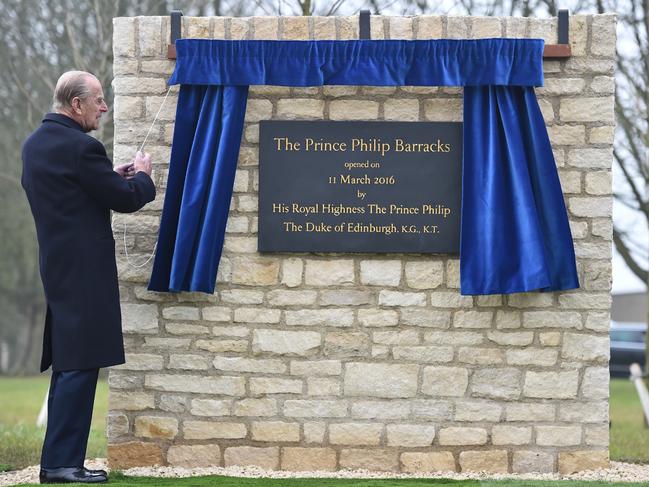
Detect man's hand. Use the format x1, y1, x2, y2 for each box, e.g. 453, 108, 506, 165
133, 151, 153, 177
114, 162, 135, 178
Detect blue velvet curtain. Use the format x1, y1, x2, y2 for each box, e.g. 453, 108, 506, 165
148, 84, 248, 293
149, 38, 579, 295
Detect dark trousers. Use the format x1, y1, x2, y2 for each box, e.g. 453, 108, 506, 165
40, 368, 99, 468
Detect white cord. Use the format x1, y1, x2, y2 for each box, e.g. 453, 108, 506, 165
115, 85, 173, 268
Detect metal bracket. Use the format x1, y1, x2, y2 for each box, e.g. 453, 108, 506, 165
359, 10, 371, 40
167, 10, 183, 60
543, 9, 571, 58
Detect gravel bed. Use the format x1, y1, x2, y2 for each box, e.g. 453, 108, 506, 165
2, 459, 649, 486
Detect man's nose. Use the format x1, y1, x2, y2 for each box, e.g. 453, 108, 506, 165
100, 102, 108, 112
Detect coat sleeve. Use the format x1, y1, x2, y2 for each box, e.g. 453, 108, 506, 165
76, 138, 156, 213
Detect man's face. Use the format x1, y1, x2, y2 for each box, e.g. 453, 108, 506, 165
76, 77, 108, 132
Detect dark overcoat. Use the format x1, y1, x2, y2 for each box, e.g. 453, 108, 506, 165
21, 113, 156, 372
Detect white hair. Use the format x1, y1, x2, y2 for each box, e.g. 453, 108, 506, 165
53, 71, 96, 110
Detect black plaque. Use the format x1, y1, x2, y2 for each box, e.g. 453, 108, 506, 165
258, 121, 462, 253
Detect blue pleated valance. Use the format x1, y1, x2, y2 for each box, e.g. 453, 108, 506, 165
149, 38, 579, 295
169, 38, 544, 87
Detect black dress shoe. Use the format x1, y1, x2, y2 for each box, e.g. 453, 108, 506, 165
83, 467, 108, 476
40, 467, 107, 484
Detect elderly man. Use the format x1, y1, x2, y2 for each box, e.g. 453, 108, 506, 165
22, 71, 156, 484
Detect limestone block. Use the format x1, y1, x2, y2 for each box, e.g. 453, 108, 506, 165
108, 441, 165, 469
267, 290, 317, 306
351, 400, 411, 419
253, 16, 278, 39
421, 366, 468, 397
393, 346, 454, 363
110, 391, 154, 411
506, 349, 558, 367
113, 18, 136, 57
486, 331, 534, 346
373, 330, 419, 346
244, 99, 273, 122
116, 354, 163, 371
424, 331, 483, 346
400, 451, 456, 472
251, 421, 300, 443
305, 259, 354, 285
559, 450, 609, 474
379, 291, 426, 307
561, 98, 614, 123
471, 16, 502, 37
285, 309, 353, 327
107, 411, 129, 439
582, 367, 609, 399
453, 310, 493, 328
282, 16, 309, 40
458, 347, 504, 365
195, 339, 247, 353
471, 368, 522, 400
358, 309, 399, 327
330, 423, 383, 445
506, 403, 555, 422
183, 421, 246, 440
522, 311, 582, 328
344, 363, 419, 398
387, 424, 435, 446
513, 451, 555, 473
423, 99, 463, 121
290, 360, 341, 376
277, 99, 325, 119
438, 427, 487, 446
201, 306, 232, 322
329, 100, 379, 120
283, 400, 347, 418
221, 290, 264, 305
459, 450, 508, 473
145, 374, 245, 395
231, 256, 280, 285
569, 197, 612, 217
339, 449, 399, 471
138, 17, 162, 56
416, 16, 443, 39
307, 377, 340, 396
404, 261, 444, 289
121, 304, 158, 334
281, 258, 303, 287
562, 333, 609, 362
168, 354, 210, 370
234, 398, 277, 417
591, 14, 617, 57
585, 171, 611, 196
492, 425, 532, 445
524, 370, 579, 399
304, 422, 326, 443
360, 260, 402, 286
224, 446, 279, 469
234, 308, 281, 324
191, 399, 231, 416
213, 356, 286, 374
558, 401, 608, 423
281, 447, 337, 471
324, 332, 370, 357
536, 425, 582, 446
401, 309, 451, 328
313, 16, 336, 40
250, 377, 303, 395
454, 400, 502, 422
134, 416, 178, 439
167, 445, 221, 468
253, 329, 321, 356
508, 293, 553, 308
384, 99, 419, 121
113, 77, 167, 95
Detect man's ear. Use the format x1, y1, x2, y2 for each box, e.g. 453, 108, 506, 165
71, 97, 82, 114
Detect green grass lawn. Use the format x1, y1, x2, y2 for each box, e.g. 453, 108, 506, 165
610, 378, 649, 463
0, 375, 107, 471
